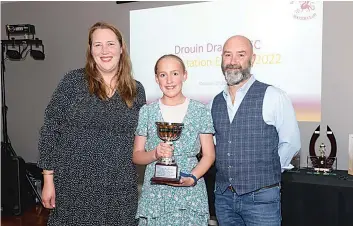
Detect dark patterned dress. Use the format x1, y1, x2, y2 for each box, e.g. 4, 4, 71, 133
37, 68, 146, 226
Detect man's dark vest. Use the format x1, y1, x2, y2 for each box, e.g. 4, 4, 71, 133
212, 81, 280, 195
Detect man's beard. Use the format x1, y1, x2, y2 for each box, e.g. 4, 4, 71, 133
222, 60, 252, 86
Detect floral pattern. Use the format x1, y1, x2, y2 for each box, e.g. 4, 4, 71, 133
135, 99, 215, 226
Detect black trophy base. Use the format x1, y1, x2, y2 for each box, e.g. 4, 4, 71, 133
310, 156, 335, 170
151, 176, 181, 185
151, 162, 180, 185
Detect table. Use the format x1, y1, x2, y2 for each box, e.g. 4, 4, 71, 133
281, 169, 353, 226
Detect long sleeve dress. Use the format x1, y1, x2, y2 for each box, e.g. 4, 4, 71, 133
37, 68, 146, 226
135, 99, 215, 226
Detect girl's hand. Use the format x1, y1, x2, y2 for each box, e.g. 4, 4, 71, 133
154, 142, 174, 160
166, 173, 197, 187
175, 176, 196, 187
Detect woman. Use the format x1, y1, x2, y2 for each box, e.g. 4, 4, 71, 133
38, 22, 146, 225
133, 54, 215, 225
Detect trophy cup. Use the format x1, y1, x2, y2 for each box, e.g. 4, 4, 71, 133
151, 122, 184, 184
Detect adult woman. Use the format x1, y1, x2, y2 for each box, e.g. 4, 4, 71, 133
133, 54, 215, 225
38, 22, 146, 225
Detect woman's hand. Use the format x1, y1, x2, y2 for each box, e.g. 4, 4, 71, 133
154, 142, 174, 160
42, 179, 56, 209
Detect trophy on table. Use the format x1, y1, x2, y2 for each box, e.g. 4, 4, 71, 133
308, 125, 337, 174
151, 122, 184, 184
311, 142, 335, 174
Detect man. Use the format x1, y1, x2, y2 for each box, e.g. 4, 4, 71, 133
210, 35, 301, 226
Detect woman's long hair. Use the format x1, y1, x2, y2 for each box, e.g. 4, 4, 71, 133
85, 22, 136, 108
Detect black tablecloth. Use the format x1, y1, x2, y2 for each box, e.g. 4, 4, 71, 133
281, 169, 353, 226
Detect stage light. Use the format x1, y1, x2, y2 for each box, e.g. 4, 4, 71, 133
6, 49, 21, 60
1, 24, 45, 208
30, 50, 45, 60
30, 44, 45, 60
2, 25, 45, 61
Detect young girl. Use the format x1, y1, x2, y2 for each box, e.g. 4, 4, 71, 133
133, 54, 215, 225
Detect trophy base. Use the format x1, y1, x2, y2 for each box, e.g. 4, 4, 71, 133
151, 162, 179, 185
150, 177, 181, 185
313, 167, 332, 173
307, 155, 337, 175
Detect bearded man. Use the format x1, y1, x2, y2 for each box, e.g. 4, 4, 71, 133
209, 35, 301, 226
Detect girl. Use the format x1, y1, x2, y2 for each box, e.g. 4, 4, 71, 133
133, 54, 215, 225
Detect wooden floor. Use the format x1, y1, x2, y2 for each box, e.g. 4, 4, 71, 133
1, 205, 49, 226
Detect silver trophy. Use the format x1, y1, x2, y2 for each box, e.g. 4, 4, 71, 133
151, 122, 183, 184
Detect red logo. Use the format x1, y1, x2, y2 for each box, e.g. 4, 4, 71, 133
291, 1, 317, 20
